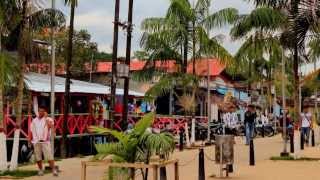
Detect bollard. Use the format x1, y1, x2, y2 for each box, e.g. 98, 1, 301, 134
160, 155, 167, 180
300, 132, 304, 150
249, 139, 255, 166
311, 129, 315, 147
179, 130, 184, 151
198, 148, 205, 180
261, 125, 265, 138
227, 164, 233, 173
290, 133, 294, 153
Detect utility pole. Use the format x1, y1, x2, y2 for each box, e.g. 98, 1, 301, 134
122, 0, 134, 129
281, 50, 288, 157
89, 52, 94, 82
206, 8, 211, 142
314, 61, 318, 126
110, 0, 120, 125
206, 58, 211, 142
50, 0, 56, 157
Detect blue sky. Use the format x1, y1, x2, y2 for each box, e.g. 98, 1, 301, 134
53, 0, 254, 55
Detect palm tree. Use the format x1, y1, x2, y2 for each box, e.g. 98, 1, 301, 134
232, 0, 308, 123
61, 0, 78, 158
138, 0, 237, 145
90, 113, 175, 180
230, 7, 285, 107
0, 52, 18, 172
141, 0, 238, 73
10, 0, 29, 171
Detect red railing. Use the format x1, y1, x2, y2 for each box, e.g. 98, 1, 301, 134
4, 114, 208, 138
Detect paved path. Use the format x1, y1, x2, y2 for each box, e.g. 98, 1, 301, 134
14, 133, 320, 180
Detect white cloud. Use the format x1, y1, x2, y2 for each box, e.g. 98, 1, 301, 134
58, 0, 253, 56
74, 11, 114, 31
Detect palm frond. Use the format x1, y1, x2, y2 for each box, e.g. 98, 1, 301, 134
89, 126, 129, 145
133, 113, 155, 136
144, 74, 175, 100
139, 132, 175, 159
248, 0, 289, 8
230, 7, 285, 39
204, 8, 238, 29
29, 8, 66, 30
94, 143, 126, 161
195, 0, 211, 12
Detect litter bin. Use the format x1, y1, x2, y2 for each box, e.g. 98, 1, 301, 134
215, 135, 234, 164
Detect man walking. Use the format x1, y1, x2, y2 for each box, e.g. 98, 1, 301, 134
244, 105, 256, 145
300, 106, 312, 146
29, 106, 58, 176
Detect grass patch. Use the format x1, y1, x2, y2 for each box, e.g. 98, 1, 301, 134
0, 170, 50, 178
270, 156, 320, 161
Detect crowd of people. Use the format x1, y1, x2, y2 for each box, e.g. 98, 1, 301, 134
218, 102, 315, 146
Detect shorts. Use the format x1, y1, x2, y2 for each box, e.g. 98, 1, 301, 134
33, 143, 54, 161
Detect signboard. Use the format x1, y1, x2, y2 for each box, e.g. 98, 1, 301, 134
117, 64, 129, 78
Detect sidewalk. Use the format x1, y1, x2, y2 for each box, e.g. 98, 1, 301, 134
14, 134, 320, 180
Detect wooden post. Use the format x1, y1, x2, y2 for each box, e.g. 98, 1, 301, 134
174, 162, 179, 180
153, 165, 158, 180
81, 162, 86, 180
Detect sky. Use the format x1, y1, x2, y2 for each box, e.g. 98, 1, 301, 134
52, 0, 255, 56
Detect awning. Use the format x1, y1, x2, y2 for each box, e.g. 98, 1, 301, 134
24, 72, 144, 97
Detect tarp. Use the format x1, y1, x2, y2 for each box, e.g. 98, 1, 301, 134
24, 72, 144, 97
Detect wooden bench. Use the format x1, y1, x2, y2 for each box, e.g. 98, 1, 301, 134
81, 159, 179, 180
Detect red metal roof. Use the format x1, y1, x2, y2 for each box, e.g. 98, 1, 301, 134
26, 59, 226, 77
96, 62, 112, 73
95, 60, 178, 73
187, 58, 225, 76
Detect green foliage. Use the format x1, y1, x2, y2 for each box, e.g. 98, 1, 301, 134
270, 156, 320, 161
144, 73, 198, 101
90, 113, 175, 164
0, 52, 18, 88
230, 7, 285, 39
0, 170, 50, 178
139, 0, 237, 75
35, 29, 100, 73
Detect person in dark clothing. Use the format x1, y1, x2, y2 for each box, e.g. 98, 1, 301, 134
279, 109, 293, 138
244, 105, 256, 145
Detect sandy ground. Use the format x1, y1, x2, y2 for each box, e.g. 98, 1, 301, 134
13, 133, 320, 180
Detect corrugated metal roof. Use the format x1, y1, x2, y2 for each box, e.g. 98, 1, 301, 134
24, 72, 144, 97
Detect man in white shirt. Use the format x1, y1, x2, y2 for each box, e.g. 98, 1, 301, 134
29, 106, 58, 176
300, 106, 312, 146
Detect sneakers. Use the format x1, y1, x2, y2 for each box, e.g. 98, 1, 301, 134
38, 170, 44, 176
53, 168, 58, 177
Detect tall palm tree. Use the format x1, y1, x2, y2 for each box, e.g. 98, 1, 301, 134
233, 0, 305, 122
9, 0, 29, 170
230, 7, 285, 107
139, 0, 237, 145
141, 0, 238, 73
61, 0, 77, 158
0, 52, 18, 172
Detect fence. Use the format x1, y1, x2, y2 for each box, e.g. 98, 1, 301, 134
4, 113, 208, 138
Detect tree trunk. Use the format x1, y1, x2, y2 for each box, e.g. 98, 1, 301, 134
122, 0, 134, 130
0, 59, 7, 171
190, 117, 196, 145
183, 26, 188, 73
10, 59, 24, 171
184, 122, 190, 147
61, 0, 76, 158
110, 0, 120, 128
293, 45, 299, 122
10, 0, 28, 170
192, 20, 196, 75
